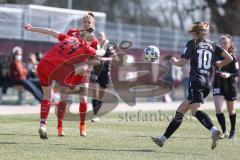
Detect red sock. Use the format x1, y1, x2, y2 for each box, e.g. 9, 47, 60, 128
58, 101, 67, 128
40, 100, 51, 125
79, 102, 87, 125
57, 101, 67, 129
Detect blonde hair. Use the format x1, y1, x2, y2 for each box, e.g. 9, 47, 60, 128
188, 22, 210, 48
219, 34, 237, 54
188, 21, 209, 40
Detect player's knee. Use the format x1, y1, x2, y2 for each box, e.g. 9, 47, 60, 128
228, 109, 236, 115
65, 97, 73, 105
191, 108, 199, 117
80, 99, 87, 103
191, 111, 196, 117
59, 100, 67, 106
215, 107, 223, 114
43, 95, 52, 101
98, 94, 104, 101
190, 104, 201, 117
80, 96, 87, 103
192, 109, 202, 117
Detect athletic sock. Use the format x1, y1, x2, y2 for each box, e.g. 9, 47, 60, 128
40, 100, 51, 125
216, 113, 226, 133
160, 135, 167, 143
229, 113, 236, 132
92, 99, 98, 115
79, 102, 87, 125
92, 99, 102, 116
195, 110, 214, 130
95, 100, 102, 115
163, 112, 184, 139
57, 101, 67, 129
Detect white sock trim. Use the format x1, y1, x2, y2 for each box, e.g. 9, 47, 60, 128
160, 135, 167, 142
210, 126, 217, 134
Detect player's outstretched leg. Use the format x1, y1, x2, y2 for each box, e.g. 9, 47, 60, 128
151, 111, 184, 147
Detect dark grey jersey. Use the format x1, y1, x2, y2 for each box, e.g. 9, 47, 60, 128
181, 39, 224, 83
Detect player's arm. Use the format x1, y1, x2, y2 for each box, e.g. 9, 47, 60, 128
24, 24, 60, 39
215, 50, 233, 68
219, 70, 238, 79
84, 43, 115, 65
170, 57, 188, 67
96, 54, 118, 62
172, 40, 192, 67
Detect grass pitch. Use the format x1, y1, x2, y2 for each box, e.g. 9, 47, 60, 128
0, 110, 239, 160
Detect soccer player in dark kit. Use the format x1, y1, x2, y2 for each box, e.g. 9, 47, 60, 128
91, 32, 118, 122
151, 22, 233, 150
213, 34, 239, 139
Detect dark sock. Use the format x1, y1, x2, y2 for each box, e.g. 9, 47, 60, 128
95, 100, 102, 115
97, 100, 102, 109
92, 99, 102, 115
195, 110, 214, 130
92, 99, 97, 115
92, 99, 97, 108
229, 113, 236, 132
163, 112, 184, 139
216, 113, 226, 133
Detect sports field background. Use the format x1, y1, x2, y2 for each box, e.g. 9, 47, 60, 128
1, 2, 240, 160
0, 101, 239, 160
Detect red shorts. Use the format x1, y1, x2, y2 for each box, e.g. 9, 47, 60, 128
37, 59, 86, 87
64, 74, 86, 86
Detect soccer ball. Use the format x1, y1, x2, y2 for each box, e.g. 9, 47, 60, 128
143, 46, 160, 62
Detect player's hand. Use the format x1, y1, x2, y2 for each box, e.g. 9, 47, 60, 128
220, 72, 230, 79
24, 24, 33, 31
169, 57, 177, 65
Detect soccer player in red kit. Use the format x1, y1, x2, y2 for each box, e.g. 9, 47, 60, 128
55, 14, 99, 137
56, 40, 99, 137
24, 13, 102, 139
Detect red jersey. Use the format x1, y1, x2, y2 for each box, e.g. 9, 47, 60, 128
37, 30, 96, 86
64, 27, 99, 50
60, 28, 99, 86
43, 33, 96, 66
90, 37, 99, 50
